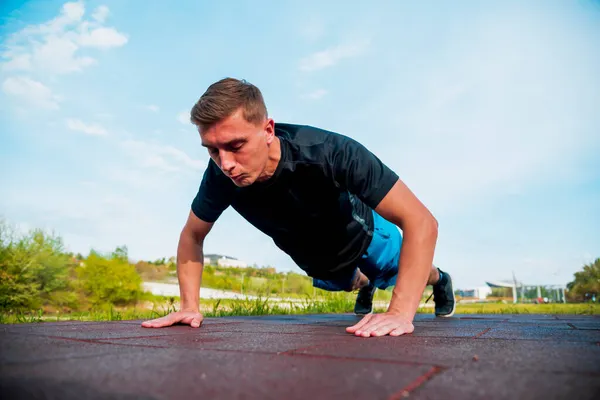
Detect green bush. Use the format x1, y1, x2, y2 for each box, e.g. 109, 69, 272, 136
1, 218, 146, 313
0, 220, 75, 311
77, 247, 143, 307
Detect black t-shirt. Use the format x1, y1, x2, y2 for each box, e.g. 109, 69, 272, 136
191, 123, 399, 279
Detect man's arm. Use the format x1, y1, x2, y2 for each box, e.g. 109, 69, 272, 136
375, 179, 438, 319
142, 209, 214, 328
178, 209, 214, 311
346, 178, 438, 337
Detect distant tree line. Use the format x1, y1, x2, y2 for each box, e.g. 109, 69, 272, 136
1, 217, 597, 314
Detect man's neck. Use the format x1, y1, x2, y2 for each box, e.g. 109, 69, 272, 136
257, 136, 281, 182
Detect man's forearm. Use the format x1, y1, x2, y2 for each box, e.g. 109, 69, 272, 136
177, 232, 205, 311
388, 219, 438, 320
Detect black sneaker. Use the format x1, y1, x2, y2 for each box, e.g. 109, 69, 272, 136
354, 281, 376, 315
431, 268, 456, 317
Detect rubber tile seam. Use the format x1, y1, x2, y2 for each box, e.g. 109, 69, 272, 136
46, 335, 166, 349
473, 327, 492, 338
388, 366, 446, 399
193, 329, 350, 337
278, 351, 437, 367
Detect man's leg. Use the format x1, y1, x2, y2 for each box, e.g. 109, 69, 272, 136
353, 211, 402, 315
348, 269, 370, 291
312, 267, 362, 292
428, 265, 440, 285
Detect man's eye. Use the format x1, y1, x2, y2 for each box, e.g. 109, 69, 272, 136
208, 148, 218, 155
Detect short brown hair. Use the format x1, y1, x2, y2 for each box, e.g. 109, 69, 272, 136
190, 77, 268, 130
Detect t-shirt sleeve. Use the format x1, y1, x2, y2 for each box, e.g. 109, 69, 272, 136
326, 133, 399, 208
191, 160, 234, 223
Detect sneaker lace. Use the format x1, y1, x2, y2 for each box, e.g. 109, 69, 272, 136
425, 279, 448, 306
425, 292, 434, 304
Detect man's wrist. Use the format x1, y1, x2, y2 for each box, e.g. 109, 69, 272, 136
387, 291, 417, 321
386, 305, 415, 321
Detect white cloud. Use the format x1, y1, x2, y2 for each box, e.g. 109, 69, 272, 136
61, 1, 85, 22
19, 1, 85, 37
77, 25, 128, 49
2, 76, 60, 109
92, 5, 109, 23
1, 2, 126, 75
299, 39, 370, 72
66, 118, 107, 135
177, 110, 191, 124
120, 139, 205, 172
33, 35, 96, 74
303, 88, 328, 100
2, 54, 32, 71
161, 145, 205, 170
145, 104, 160, 112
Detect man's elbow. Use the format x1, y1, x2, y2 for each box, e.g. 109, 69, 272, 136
423, 214, 438, 242
409, 213, 438, 243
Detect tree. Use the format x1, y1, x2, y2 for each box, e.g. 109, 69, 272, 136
112, 245, 129, 263
25, 229, 77, 309
566, 258, 600, 302
77, 248, 143, 307
0, 220, 75, 311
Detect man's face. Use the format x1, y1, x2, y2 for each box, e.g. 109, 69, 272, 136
199, 108, 275, 187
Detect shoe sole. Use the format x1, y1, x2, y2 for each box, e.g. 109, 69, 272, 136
436, 299, 456, 317
354, 304, 373, 315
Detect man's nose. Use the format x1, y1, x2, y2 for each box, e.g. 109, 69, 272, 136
219, 151, 235, 172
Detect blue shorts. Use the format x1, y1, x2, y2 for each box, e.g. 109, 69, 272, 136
312, 210, 402, 291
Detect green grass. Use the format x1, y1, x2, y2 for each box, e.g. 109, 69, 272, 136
1, 296, 598, 324
204, 293, 357, 317
428, 302, 600, 315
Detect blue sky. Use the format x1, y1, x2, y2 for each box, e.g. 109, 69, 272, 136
1, 0, 599, 289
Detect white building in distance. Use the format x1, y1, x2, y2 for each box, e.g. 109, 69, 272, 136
217, 256, 248, 268
203, 253, 249, 268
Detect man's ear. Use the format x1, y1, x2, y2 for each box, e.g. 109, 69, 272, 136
264, 118, 275, 144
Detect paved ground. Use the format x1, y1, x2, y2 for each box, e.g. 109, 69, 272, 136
1, 313, 599, 399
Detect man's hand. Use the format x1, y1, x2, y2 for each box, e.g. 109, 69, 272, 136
141, 309, 204, 329
346, 312, 414, 337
